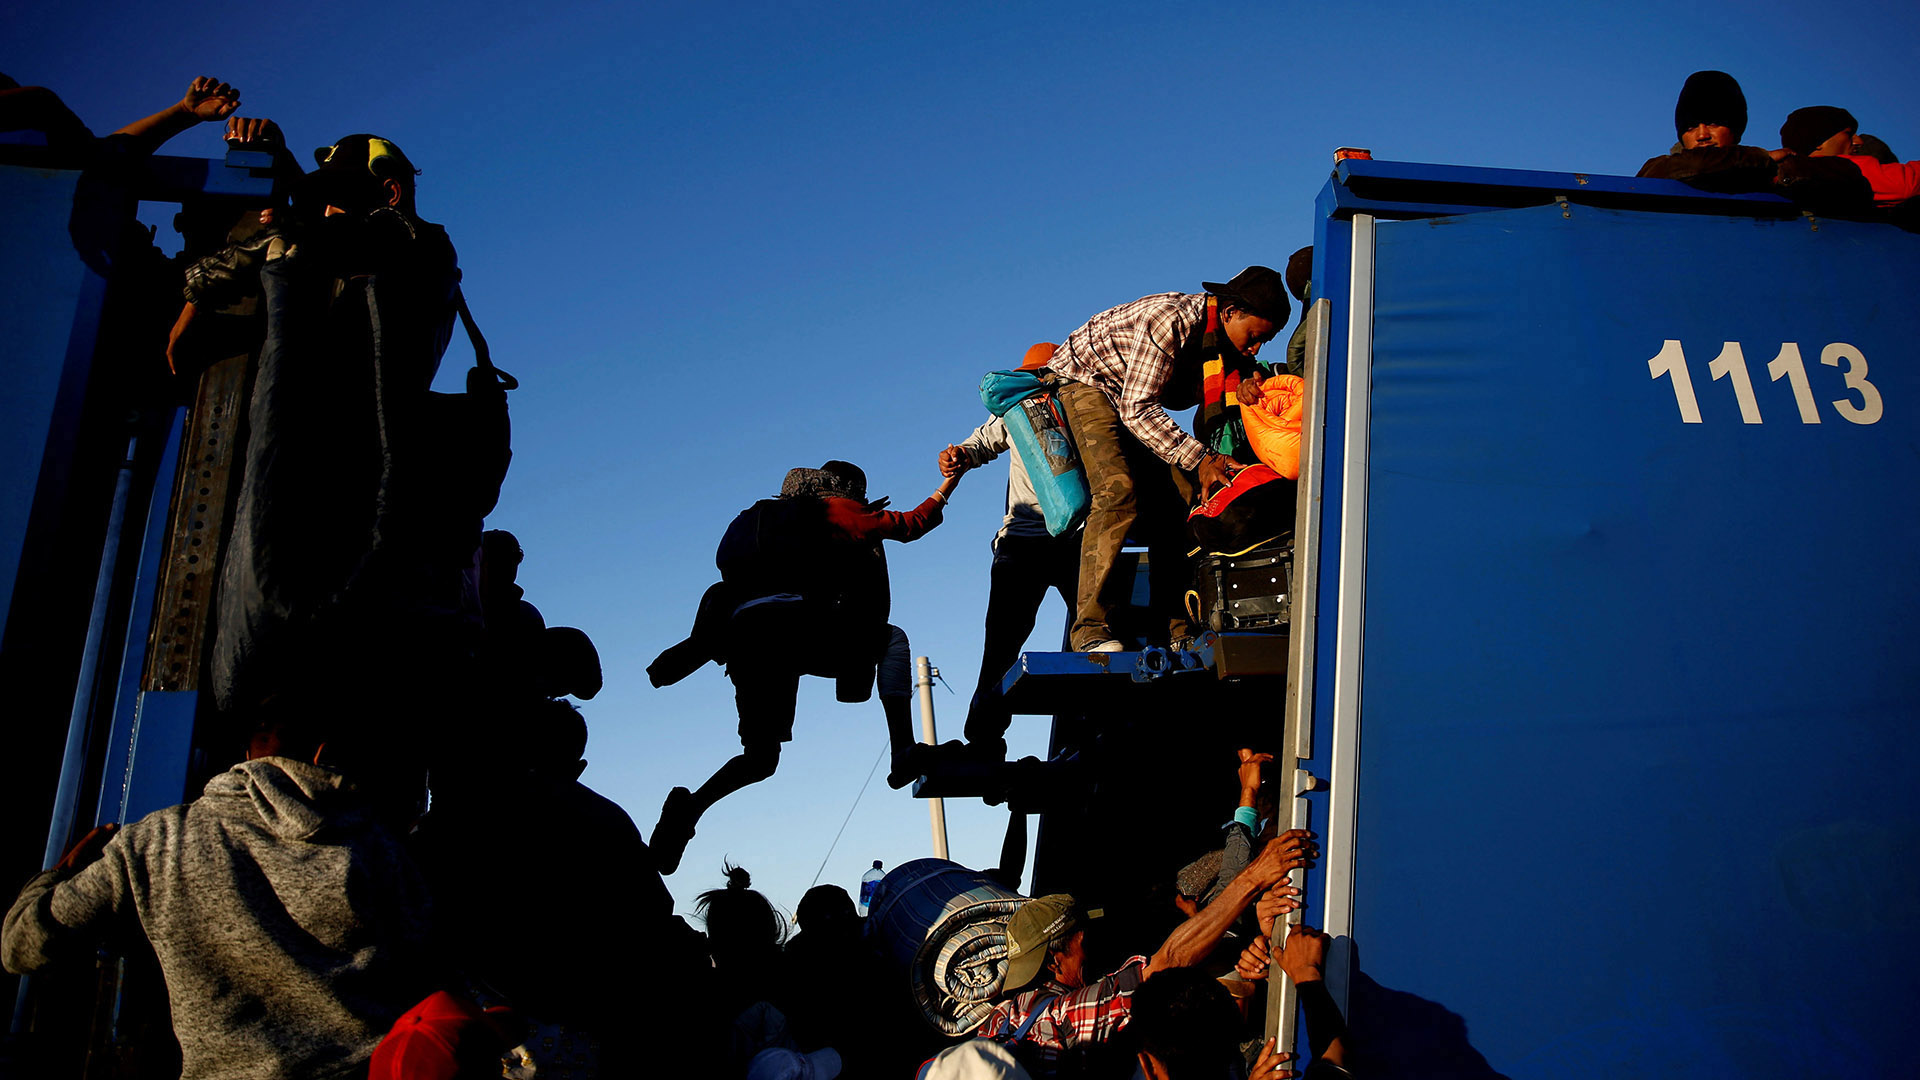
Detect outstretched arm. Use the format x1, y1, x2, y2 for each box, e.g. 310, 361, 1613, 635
113, 76, 240, 153
1145, 828, 1315, 977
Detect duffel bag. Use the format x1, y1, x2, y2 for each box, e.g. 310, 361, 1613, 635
1187, 463, 1296, 554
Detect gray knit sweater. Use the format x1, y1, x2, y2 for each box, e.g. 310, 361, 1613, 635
3, 757, 434, 1080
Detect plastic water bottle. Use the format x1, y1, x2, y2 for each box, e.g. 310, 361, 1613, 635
857, 860, 884, 917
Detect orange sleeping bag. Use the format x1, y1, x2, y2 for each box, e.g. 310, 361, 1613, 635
1241, 373, 1306, 479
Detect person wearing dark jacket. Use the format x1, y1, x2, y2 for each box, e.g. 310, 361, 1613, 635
1636, 70, 1779, 192
648, 462, 961, 874
192, 128, 471, 719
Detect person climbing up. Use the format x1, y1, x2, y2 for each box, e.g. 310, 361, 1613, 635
648, 460, 961, 873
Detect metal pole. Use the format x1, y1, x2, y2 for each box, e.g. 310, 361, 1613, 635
41, 433, 140, 870
914, 656, 950, 860
16, 433, 139, 1037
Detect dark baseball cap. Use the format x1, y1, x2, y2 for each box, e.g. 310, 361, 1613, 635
1201, 265, 1291, 325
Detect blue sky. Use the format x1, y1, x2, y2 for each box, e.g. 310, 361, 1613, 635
12, 0, 1918, 919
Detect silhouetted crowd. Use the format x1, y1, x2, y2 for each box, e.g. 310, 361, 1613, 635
5, 64, 1914, 1080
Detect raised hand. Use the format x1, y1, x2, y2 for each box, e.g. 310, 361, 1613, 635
181, 77, 240, 123
1249, 1038, 1297, 1077
1255, 882, 1302, 934
1236, 747, 1273, 800
1235, 934, 1273, 980
225, 116, 284, 146
1278, 923, 1329, 985
1248, 828, 1318, 888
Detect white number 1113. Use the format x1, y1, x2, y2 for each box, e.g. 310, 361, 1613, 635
1648, 340, 1883, 425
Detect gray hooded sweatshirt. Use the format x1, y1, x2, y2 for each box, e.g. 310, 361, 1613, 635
3, 757, 434, 1080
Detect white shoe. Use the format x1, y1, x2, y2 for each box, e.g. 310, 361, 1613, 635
1083, 640, 1126, 653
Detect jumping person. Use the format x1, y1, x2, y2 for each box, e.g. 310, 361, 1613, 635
648, 462, 960, 873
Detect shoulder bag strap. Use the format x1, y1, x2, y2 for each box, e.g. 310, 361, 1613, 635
455, 287, 519, 390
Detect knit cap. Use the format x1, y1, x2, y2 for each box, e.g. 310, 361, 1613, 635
1780, 106, 1858, 157
1674, 71, 1748, 141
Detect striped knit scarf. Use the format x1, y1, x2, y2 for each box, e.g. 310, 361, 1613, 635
1196, 295, 1269, 463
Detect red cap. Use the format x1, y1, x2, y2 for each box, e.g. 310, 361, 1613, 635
369, 991, 515, 1080
1018, 343, 1058, 372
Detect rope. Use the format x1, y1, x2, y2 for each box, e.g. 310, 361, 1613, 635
808, 736, 890, 890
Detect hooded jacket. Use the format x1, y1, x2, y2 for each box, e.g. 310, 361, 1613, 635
3, 758, 434, 1080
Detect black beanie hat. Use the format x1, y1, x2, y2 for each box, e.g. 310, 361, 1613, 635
1674, 71, 1748, 142
1284, 247, 1313, 305
1780, 106, 1859, 157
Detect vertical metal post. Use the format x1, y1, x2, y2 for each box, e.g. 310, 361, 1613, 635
1324, 213, 1379, 1015
914, 656, 950, 860
40, 434, 140, 871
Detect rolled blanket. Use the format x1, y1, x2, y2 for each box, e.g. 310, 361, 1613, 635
864, 859, 1030, 1035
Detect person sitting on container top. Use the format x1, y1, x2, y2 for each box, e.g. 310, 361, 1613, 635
1046, 267, 1288, 653
648, 461, 962, 874
1853, 134, 1898, 165
2, 696, 436, 1080
1780, 106, 1920, 210
973, 829, 1315, 1077
1635, 70, 1778, 191
939, 342, 1083, 761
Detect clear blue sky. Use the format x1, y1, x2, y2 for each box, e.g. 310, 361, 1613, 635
12, 1, 1918, 920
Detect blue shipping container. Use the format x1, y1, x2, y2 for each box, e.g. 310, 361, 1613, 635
1289, 161, 1920, 1079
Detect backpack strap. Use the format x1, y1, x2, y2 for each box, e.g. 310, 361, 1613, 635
999, 994, 1059, 1044
455, 287, 519, 390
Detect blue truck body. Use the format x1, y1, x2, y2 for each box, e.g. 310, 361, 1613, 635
1291, 160, 1920, 1078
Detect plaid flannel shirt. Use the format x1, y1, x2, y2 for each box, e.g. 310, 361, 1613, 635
973, 956, 1149, 1072
1048, 293, 1211, 470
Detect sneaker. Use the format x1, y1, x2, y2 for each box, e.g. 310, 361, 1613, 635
1082, 640, 1126, 653
650, 786, 698, 875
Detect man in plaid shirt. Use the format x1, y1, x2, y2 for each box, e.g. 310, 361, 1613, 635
973, 827, 1317, 1076
1046, 267, 1289, 651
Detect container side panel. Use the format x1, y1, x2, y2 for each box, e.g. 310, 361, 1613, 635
1350, 204, 1920, 1079
0, 165, 89, 628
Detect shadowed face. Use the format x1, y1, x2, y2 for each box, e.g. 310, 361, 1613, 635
1681, 122, 1737, 149
1046, 929, 1091, 989
1222, 309, 1279, 357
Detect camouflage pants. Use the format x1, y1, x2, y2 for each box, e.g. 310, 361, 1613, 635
1052, 380, 1198, 650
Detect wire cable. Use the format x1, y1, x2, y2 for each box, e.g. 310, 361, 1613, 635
808, 737, 890, 890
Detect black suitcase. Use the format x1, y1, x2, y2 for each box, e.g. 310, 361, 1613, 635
1187, 536, 1293, 633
